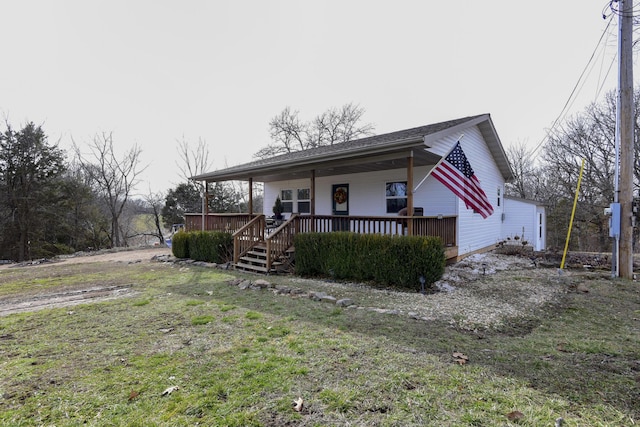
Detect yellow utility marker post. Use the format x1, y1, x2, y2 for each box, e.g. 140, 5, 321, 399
560, 158, 585, 270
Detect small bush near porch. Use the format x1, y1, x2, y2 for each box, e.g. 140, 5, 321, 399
171, 231, 233, 263
294, 232, 445, 290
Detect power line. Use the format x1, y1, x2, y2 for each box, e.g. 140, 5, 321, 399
530, 12, 616, 157
604, 1, 640, 26
595, 50, 618, 100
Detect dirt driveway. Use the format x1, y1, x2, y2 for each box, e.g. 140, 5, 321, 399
0, 247, 171, 316
0, 247, 172, 270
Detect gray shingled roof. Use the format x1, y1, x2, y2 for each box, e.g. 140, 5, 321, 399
193, 113, 513, 182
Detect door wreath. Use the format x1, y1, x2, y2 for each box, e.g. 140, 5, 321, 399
333, 187, 347, 204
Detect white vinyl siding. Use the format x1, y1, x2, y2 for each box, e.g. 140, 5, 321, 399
503, 197, 546, 251
265, 167, 461, 219
426, 126, 505, 254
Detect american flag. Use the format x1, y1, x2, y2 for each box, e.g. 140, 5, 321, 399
431, 141, 494, 219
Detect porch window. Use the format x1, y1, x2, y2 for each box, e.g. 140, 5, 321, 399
280, 189, 293, 213
386, 181, 407, 213
297, 188, 310, 214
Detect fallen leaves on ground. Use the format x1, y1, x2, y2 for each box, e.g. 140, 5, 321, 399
452, 352, 469, 365
506, 410, 524, 421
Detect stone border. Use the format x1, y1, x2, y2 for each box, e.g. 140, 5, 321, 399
152, 254, 420, 315
225, 277, 356, 308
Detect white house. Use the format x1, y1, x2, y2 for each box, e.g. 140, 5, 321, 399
190, 114, 545, 272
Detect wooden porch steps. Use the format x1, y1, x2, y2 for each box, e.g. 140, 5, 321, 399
234, 243, 294, 274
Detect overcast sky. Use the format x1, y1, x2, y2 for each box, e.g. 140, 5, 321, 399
1, 1, 631, 194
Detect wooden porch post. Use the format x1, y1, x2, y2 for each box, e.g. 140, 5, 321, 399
407, 152, 414, 236
202, 180, 208, 231
248, 178, 253, 214
310, 169, 316, 232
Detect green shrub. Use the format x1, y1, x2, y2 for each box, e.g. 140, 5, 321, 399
171, 231, 232, 263
294, 232, 445, 291
171, 231, 189, 258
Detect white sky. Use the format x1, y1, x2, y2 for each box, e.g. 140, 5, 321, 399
0, 0, 632, 194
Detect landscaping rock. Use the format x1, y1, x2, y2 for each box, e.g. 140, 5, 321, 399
238, 280, 252, 290
336, 298, 355, 307
254, 279, 272, 288
309, 291, 327, 301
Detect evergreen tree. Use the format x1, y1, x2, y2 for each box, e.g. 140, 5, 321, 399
0, 122, 66, 260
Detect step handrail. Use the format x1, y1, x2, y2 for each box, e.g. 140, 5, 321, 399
232, 215, 266, 265
264, 214, 298, 271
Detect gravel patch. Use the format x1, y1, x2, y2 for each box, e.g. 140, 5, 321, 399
280, 252, 569, 330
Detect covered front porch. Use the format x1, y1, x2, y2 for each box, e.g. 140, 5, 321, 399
184, 118, 512, 273
185, 212, 458, 273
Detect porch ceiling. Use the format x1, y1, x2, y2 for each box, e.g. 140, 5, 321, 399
248, 147, 441, 182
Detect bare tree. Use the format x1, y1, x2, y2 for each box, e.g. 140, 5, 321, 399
540, 89, 624, 252
253, 107, 308, 159
505, 141, 540, 199
144, 191, 166, 244
254, 103, 375, 159
176, 136, 212, 191
164, 137, 246, 223
310, 103, 375, 148
74, 133, 146, 247
506, 87, 640, 252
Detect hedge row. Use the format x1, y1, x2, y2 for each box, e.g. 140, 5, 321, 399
294, 232, 445, 291
170, 231, 233, 263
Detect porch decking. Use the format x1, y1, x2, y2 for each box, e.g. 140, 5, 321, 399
185, 213, 458, 274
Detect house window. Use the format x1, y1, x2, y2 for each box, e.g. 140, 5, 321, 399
386, 181, 407, 213
297, 188, 310, 214
280, 189, 293, 213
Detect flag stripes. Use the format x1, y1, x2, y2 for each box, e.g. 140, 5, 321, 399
431, 142, 494, 219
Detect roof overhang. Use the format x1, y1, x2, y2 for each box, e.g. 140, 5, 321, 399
193, 137, 440, 182
423, 115, 513, 181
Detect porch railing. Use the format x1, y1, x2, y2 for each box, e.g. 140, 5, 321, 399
232, 215, 267, 264
296, 215, 456, 247
230, 214, 301, 271
185, 213, 257, 232
264, 214, 302, 271
187, 213, 457, 270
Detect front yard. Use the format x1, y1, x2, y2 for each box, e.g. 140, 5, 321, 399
0, 248, 638, 426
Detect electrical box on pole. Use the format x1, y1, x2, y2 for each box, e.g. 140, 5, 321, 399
607, 203, 621, 238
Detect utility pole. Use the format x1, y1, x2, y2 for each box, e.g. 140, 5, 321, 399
618, 0, 635, 279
